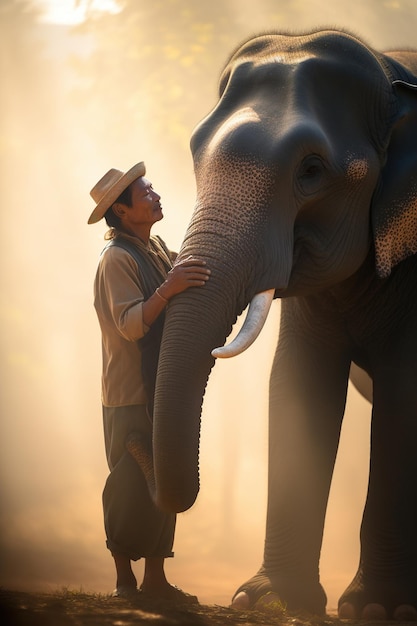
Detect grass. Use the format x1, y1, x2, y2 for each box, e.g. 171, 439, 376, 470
1, 588, 409, 626
0, 587, 345, 626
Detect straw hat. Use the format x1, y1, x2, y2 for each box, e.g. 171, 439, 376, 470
88, 162, 146, 224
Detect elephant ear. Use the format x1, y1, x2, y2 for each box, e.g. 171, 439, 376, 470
372, 79, 417, 278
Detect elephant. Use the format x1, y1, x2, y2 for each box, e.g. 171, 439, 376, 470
147, 29, 417, 620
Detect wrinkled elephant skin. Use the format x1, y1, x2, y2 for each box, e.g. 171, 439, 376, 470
153, 30, 417, 619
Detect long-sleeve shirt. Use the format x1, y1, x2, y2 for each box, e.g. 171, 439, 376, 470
94, 232, 174, 407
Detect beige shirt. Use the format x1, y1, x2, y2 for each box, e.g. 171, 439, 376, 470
93, 233, 173, 407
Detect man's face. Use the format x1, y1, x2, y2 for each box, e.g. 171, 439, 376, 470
124, 176, 163, 227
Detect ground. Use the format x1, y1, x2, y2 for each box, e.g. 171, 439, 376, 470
0, 589, 411, 626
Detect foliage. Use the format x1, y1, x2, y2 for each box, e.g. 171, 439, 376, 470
70, 0, 315, 157
71, 0, 242, 153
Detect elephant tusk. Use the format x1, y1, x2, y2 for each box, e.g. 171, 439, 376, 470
349, 363, 373, 404
212, 289, 275, 358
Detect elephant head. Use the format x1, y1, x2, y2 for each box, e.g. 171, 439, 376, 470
152, 29, 417, 512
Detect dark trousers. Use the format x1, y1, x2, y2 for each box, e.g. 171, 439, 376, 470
102, 404, 176, 560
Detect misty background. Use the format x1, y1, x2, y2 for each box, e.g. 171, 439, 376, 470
1, 0, 415, 611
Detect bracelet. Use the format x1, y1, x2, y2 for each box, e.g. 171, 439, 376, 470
155, 288, 169, 305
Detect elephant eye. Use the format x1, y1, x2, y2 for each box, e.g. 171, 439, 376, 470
297, 156, 326, 194
300, 156, 323, 176
305, 164, 320, 175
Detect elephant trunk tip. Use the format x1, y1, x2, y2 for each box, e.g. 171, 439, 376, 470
156, 486, 200, 514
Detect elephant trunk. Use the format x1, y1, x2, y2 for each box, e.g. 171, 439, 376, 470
152, 276, 238, 512
151, 195, 280, 511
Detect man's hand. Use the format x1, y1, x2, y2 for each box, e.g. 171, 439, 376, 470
158, 256, 210, 300
143, 257, 210, 329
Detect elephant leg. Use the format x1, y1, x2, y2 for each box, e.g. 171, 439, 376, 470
338, 368, 417, 620
233, 409, 331, 614
233, 308, 350, 614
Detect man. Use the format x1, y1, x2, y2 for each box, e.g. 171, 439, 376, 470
88, 162, 210, 601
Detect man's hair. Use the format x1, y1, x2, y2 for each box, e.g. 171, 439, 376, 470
104, 183, 133, 230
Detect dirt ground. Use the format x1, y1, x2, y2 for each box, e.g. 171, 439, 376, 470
0, 588, 348, 626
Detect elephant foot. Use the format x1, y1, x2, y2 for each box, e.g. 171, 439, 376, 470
338, 571, 417, 621
233, 590, 287, 613
231, 569, 327, 616
125, 431, 156, 497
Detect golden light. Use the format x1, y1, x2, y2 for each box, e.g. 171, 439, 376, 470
35, 0, 121, 24
1, 0, 416, 613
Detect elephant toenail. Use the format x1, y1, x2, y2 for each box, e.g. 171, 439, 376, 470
361, 603, 387, 620
393, 605, 417, 621
231, 591, 250, 609
338, 602, 356, 619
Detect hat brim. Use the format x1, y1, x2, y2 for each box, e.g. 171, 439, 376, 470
88, 161, 146, 224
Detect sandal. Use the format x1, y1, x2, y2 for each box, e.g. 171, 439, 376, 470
112, 586, 139, 598
140, 584, 199, 605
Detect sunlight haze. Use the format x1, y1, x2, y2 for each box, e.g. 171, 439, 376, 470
35, 0, 121, 24
1, 0, 415, 613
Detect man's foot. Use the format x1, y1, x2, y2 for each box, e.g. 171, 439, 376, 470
140, 583, 198, 605
112, 586, 139, 598
112, 553, 137, 597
